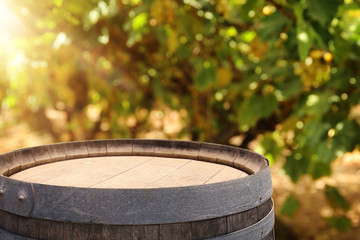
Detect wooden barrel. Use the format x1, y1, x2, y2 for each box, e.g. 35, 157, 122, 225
0, 139, 274, 240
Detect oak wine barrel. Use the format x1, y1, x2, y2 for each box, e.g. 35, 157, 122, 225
0, 139, 274, 239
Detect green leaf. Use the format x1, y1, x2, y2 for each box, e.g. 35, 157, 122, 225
303, 120, 330, 146
257, 132, 283, 165
331, 36, 352, 63
315, 141, 336, 164
217, 43, 233, 62
294, 1, 325, 60
296, 26, 312, 60
239, 30, 256, 43
293, 2, 305, 24
324, 185, 350, 211
256, 94, 278, 118
227, 0, 261, 24
268, 64, 294, 79
280, 194, 301, 217
326, 216, 352, 231
275, 77, 303, 100
327, 67, 351, 90
296, 23, 323, 60
295, 91, 334, 117
176, 44, 191, 60
132, 12, 148, 31
308, 0, 341, 27
333, 120, 360, 155
341, 7, 360, 43
258, 11, 288, 40
241, 0, 260, 14
283, 151, 310, 182
194, 60, 217, 91
225, 26, 238, 38
310, 160, 332, 179
237, 93, 278, 129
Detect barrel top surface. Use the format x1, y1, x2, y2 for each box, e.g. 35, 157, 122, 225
9, 156, 248, 188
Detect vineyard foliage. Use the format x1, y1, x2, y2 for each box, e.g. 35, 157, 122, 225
0, 0, 360, 229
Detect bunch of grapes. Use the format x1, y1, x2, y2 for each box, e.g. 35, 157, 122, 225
150, 0, 176, 26
295, 50, 333, 91
216, 0, 232, 17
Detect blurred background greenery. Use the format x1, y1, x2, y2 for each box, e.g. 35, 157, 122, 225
0, 0, 359, 239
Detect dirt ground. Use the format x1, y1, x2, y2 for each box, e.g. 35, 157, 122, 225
272, 151, 360, 240
0, 124, 359, 240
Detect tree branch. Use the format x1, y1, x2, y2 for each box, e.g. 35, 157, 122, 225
266, 0, 296, 21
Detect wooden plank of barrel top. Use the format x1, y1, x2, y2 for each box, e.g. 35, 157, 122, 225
10, 156, 247, 188
0, 139, 274, 240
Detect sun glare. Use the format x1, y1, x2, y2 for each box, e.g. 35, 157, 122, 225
0, 1, 29, 68
0, 1, 17, 44
0, 1, 30, 45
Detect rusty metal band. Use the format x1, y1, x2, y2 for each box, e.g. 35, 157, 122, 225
209, 200, 275, 240
0, 140, 272, 225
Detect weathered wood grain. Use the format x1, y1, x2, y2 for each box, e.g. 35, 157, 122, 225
106, 224, 159, 240
227, 207, 258, 233
46, 143, 66, 162
159, 222, 191, 240
257, 198, 273, 220
173, 140, 201, 159
64, 141, 89, 159
191, 217, 227, 239
10, 156, 246, 188
0, 200, 273, 239
106, 139, 133, 156
86, 140, 107, 157
31, 146, 52, 166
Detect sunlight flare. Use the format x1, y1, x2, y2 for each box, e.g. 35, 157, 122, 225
0, 1, 24, 44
